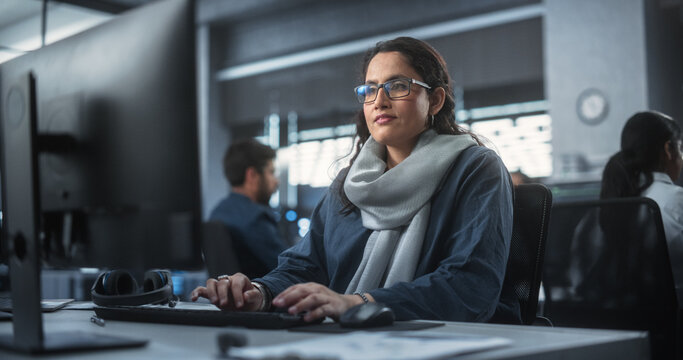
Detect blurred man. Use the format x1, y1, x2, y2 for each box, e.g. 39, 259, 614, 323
209, 139, 288, 278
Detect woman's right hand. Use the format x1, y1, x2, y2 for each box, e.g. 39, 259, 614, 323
190, 272, 263, 311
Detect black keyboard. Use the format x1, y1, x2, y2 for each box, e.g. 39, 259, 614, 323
94, 305, 313, 329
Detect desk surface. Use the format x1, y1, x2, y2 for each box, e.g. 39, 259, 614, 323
0, 307, 649, 360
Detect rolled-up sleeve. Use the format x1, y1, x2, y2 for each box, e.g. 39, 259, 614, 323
255, 193, 332, 295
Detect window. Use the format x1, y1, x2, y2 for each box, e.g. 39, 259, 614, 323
470, 114, 552, 178
277, 101, 552, 188
278, 132, 353, 188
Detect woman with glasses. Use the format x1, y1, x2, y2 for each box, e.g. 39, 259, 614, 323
601, 111, 683, 282
192, 37, 519, 324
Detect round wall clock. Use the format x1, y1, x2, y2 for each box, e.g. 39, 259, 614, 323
576, 88, 609, 125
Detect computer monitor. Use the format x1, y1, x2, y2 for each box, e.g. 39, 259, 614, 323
0, 0, 200, 353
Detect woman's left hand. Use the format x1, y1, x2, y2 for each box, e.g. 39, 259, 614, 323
272, 282, 365, 322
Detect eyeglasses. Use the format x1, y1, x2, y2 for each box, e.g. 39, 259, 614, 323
354, 78, 431, 104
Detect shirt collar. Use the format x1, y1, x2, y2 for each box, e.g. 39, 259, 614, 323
229, 192, 277, 220
652, 171, 674, 185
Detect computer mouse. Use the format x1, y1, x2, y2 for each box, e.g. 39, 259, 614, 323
339, 302, 395, 328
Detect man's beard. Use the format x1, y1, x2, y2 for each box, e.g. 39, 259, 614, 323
255, 178, 272, 205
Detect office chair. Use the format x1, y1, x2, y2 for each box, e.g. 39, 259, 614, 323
492, 183, 552, 325
201, 221, 242, 279
543, 197, 680, 360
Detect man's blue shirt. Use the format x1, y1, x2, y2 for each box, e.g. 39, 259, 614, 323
209, 193, 288, 278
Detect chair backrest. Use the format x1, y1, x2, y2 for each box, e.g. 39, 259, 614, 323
543, 197, 679, 359
201, 221, 241, 279
499, 183, 552, 325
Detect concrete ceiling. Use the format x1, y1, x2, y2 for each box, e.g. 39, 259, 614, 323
0, 0, 320, 35
0, 0, 43, 30
0, 0, 323, 63
0, 0, 114, 63
0, 0, 142, 30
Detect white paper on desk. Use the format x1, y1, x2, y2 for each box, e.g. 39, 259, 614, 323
156, 301, 220, 310
63, 301, 95, 310
132, 301, 220, 311
231, 331, 511, 360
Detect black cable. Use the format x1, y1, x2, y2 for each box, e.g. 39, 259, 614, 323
41, 0, 49, 47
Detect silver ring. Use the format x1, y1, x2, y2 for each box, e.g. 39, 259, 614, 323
217, 275, 230, 282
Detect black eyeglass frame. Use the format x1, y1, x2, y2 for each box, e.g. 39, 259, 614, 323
354, 77, 431, 104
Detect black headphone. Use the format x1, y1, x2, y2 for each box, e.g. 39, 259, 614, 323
91, 269, 176, 307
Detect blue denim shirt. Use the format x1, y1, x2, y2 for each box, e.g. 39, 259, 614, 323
209, 193, 288, 278
257, 146, 519, 322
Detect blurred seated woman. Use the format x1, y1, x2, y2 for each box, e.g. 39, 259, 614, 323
601, 111, 683, 282
192, 37, 518, 324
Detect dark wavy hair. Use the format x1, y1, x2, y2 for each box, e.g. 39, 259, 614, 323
600, 111, 681, 199
338, 37, 481, 213
223, 138, 276, 187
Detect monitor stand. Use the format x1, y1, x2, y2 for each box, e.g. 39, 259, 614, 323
0, 72, 146, 353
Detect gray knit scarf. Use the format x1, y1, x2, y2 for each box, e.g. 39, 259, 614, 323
344, 129, 477, 294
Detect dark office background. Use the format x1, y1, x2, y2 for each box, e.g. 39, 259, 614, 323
0, 0, 681, 244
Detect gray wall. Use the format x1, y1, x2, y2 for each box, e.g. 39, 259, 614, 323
545, 0, 649, 182
545, 0, 683, 184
